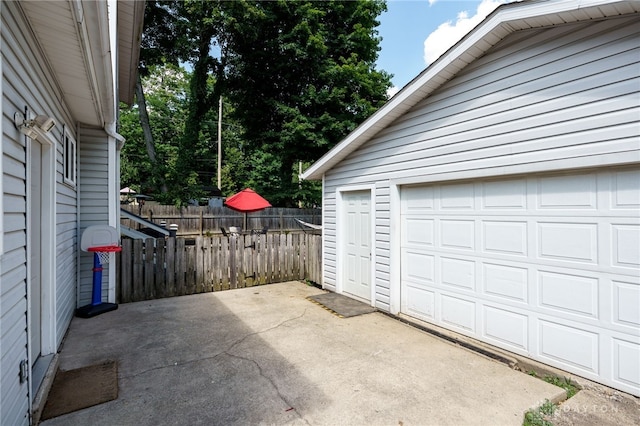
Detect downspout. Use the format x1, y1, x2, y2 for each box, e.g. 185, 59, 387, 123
105, 122, 125, 304
105, 124, 125, 150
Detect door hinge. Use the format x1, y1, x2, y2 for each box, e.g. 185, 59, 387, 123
19, 359, 29, 383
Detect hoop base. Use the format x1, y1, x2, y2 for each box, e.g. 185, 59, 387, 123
75, 302, 118, 318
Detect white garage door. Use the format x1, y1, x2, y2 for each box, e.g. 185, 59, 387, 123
400, 168, 640, 396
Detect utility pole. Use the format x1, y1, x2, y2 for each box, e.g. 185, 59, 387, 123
298, 160, 303, 208
217, 97, 222, 190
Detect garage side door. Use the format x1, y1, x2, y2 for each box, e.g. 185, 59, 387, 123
342, 190, 372, 302
400, 168, 640, 396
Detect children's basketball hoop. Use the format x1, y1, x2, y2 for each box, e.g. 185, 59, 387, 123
77, 225, 121, 318
88, 245, 122, 265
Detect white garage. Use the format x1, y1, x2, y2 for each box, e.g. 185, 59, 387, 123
400, 169, 639, 395
301, 0, 640, 396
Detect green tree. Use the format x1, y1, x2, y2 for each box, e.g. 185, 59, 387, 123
222, 0, 391, 206
124, 0, 227, 205
131, 0, 190, 195
172, 1, 226, 204
120, 65, 189, 201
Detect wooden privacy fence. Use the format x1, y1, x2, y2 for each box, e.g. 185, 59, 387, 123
121, 205, 321, 235
117, 233, 322, 303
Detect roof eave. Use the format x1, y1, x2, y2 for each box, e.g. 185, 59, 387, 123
117, 0, 145, 106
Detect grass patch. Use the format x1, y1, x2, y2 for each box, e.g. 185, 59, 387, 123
522, 374, 579, 425
544, 376, 578, 398
523, 399, 555, 426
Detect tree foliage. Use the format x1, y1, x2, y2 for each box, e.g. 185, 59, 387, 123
222, 0, 391, 206
120, 0, 392, 207
120, 65, 189, 201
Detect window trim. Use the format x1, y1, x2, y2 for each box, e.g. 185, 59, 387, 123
63, 124, 77, 187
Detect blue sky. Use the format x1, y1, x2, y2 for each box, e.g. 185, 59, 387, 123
376, 0, 509, 95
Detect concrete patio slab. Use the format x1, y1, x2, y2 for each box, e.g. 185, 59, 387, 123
41, 281, 565, 425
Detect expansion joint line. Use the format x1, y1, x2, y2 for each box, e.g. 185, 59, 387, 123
121, 309, 308, 382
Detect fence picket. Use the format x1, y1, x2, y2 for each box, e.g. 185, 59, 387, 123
221, 236, 229, 290
266, 233, 273, 284
120, 239, 132, 303
186, 244, 196, 294
287, 233, 294, 281
212, 237, 220, 291
196, 237, 204, 293
117, 232, 321, 303
166, 237, 176, 296
132, 239, 144, 301
144, 238, 155, 299
176, 238, 186, 295
156, 238, 166, 298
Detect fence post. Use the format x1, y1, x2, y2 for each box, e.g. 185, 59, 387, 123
229, 234, 237, 289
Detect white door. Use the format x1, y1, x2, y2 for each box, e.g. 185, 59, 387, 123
342, 191, 371, 301
29, 141, 43, 364
400, 169, 640, 396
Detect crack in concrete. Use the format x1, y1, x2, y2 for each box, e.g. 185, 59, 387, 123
225, 308, 308, 353
221, 308, 311, 424
223, 350, 310, 425
120, 309, 307, 382
120, 309, 310, 423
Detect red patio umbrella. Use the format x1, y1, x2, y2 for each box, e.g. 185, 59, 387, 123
224, 188, 272, 230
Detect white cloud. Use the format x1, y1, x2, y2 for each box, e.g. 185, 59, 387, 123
387, 86, 400, 99
423, 0, 505, 65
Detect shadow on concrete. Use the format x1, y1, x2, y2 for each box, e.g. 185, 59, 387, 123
42, 285, 329, 425
42, 282, 572, 426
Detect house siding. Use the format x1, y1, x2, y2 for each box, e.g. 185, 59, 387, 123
2, 3, 78, 424
55, 172, 77, 346
78, 127, 112, 307
322, 16, 640, 308
374, 181, 391, 311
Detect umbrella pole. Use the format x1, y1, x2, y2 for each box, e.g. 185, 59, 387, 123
244, 212, 247, 230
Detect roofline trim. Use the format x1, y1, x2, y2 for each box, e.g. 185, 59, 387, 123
301, 0, 639, 180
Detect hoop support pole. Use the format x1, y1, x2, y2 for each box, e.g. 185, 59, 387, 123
76, 248, 119, 318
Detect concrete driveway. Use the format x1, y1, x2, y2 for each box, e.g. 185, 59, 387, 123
41, 281, 564, 425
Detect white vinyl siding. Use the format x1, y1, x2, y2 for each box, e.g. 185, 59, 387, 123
2, 3, 79, 423
55, 130, 78, 345
374, 182, 391, 310
331, 18, 638, 181
322, 16, 640, 304
78, 127, 111, 306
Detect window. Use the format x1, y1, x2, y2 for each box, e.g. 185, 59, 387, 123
63, 125, 76, 186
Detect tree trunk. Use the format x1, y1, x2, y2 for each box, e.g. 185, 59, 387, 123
135, 74, 157, 164
135, 73, 167, 193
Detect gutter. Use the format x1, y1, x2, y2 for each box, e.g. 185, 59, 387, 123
71, 0, 116, 125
